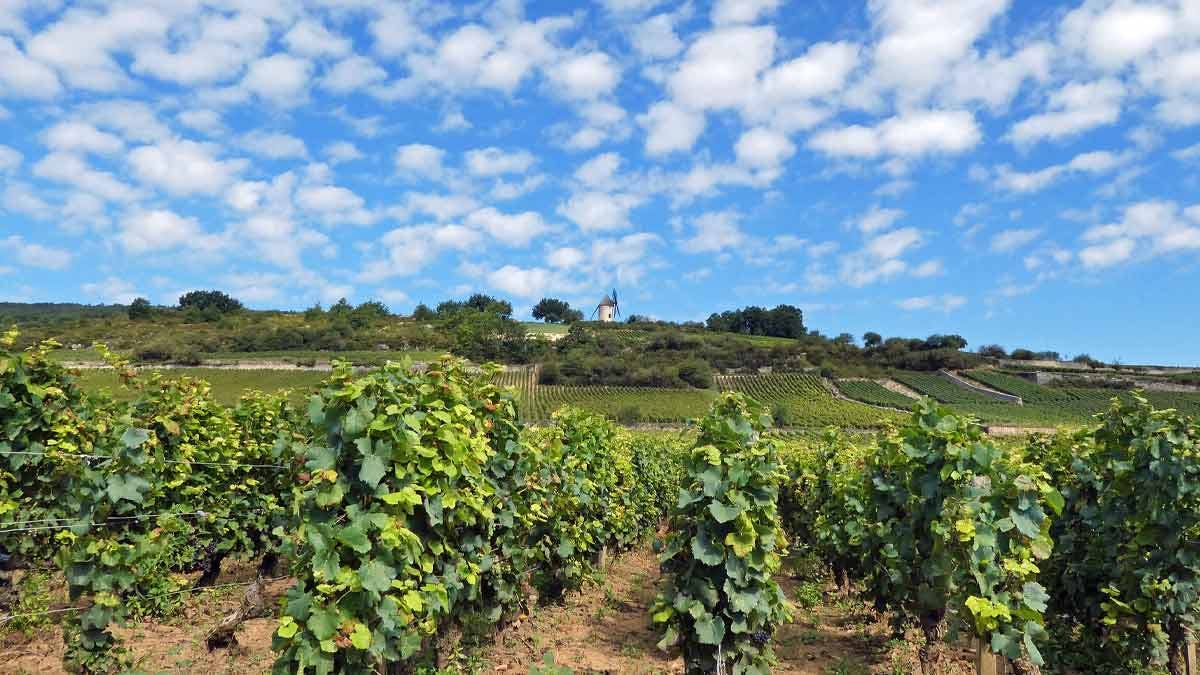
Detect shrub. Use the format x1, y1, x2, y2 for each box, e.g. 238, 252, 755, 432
617, 404, 641, 424
770, 400, 793, 427
677, 358, 713, 389
650, 393, 790, 673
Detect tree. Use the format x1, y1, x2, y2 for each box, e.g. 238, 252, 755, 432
833, 333, 856, 347
127, 297, 152, 320
863, 332, 883, 349
466, 293, 512, 318
178, 290, 243, 314
411, 303, 435, 321
978, 344, 1007, 358
531, 298, 582, 324
302, 303, 324, 321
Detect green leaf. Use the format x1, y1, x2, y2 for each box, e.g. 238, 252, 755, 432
1009, 509, 1040, 539
120, 427, 150, 448
694, 613, 725, 645
276, 617, 299, 639
359, 453, 386, 488
1022, 582, 1049, 613
1043, 487, 1064, 516
691, 531, 724, 566
306, 607, 339, 641
359, 560, 395, 595
344, 406, 372, 436
337, 525, 372, 554
656, 626, 678, 652
708, 501, 742, 523
106, 474, 150, 504
349, 623, 372, 650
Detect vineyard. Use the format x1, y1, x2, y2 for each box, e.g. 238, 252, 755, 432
12, 332, 1200, 672
714, 372, 906, 427
834, 378, 918, 409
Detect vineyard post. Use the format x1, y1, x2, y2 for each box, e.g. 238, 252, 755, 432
975, 641, 1002, 675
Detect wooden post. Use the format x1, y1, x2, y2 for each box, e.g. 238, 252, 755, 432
976, 640, 1000, 675
1186, 640, 1198, 675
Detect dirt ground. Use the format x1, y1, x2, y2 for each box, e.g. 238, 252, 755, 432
2, 548, 976, 674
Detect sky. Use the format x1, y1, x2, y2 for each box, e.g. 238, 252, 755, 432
1, 0, 1199, 365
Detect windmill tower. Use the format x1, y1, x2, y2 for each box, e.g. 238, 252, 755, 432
592, 289, 621, 322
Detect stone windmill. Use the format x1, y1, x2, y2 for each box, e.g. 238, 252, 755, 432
592, 289, 620, 322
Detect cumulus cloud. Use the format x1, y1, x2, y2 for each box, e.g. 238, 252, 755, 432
3, 235, 72, 270
1079, 200, 1200, 268
33, 152, 139, 202
0, 36, 62, 98
240, 131, 308, 159
241, 53, 312, 104
42, 121, 123, 155
558, 191, 643, 232
548, 52, 620, 100
852, 206, 904, 234
465, 147, 536, 176
896, 294, 967, 312
395, 144, 445, 179
734, 127, 795, 168
993, 150, 1125, 193
809, 110, 981, 160
990, 228, 1043, 252
1009, 79, 1124, 145
466, 207, 549, 246
638, 101, 706, 155
678, 211, 745, 253
128, 139, 245, 196
118, 209, 219, 254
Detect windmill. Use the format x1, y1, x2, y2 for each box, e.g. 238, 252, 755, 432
592, 288, 621, 322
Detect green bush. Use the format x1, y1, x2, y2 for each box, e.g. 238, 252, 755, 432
651, 393, 791, 673
617, 404, 641, 424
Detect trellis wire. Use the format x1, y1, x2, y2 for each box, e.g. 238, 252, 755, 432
0, 575, 291, 626
0, 446, 285, 468
0, 509, 268, 535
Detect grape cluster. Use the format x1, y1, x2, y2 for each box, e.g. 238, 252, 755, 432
751, 628, 771, 646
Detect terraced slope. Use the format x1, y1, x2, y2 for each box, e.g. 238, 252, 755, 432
836, 379, 919, 410
524, 385, 716, 422
891, 371, 999, 404
715, 373, 905, 427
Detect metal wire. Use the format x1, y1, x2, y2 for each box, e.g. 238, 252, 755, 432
0, 509, 268, 535
0, 450, 287, 470
0, 575, 292, 625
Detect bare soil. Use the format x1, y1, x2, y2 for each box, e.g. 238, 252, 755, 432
3, 548, 977, 674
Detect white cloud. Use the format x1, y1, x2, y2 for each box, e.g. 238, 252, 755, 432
638, 101, 706, 155
558, 191, 643, 232
548, 246, 585, 269
990, 228, 1042, 252
241, 54, 312, 104
734, 127, 795, 168
465, 147, 536, 176
27, 5, 167, 91
669, 26, 776, 111
679, 211, 745, 253
82, 276, 139, 305
321, 55, 388, 94
631, 13, 684, 59
403, 192, 479, 221
860, 0, 1009, 105
549, 51, 620, 100
466, 207, 549, 246
325, 141, 363, 164
395, 144, 445, 178
241, 131, 308, 159
284, 19, 352, 58
912, 260, 944, 277
3, 182, 53, 219
118, 209, 212, 254
1061, 2, 1174, 70
80, 100, 170, 142
1172, 142, 1200, 161
130, 12, 269, 85
42, 121, 123, 155
896, 294, 966, 312
0, 36, 61, 98
1009, 79, 1124, 145
853, 206, 904, 233
712, 0, 781, 25
0, 145, 21, 172
3, 235, 72, 270
178, 109, 223, 135
128, 139, 244, 196
575, 152, 622, 188
33, 152, 138, 202
809, 110, 981, 159
1079, 200, 1200, 268
488, 265, 557, 298
993, 150, 1124, 193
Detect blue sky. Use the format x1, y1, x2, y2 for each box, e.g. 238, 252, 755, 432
1, 0, 1199, 364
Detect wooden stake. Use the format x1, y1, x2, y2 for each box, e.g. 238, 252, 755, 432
1186, 639, 1198, 675
976, 641, 1000, 675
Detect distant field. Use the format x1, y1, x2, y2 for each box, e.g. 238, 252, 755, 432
520, 322, 570, 336
716, 373, 905, 428
206, 350, 446, 365
75, 368, 328, 406
836, 379, 918, 409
